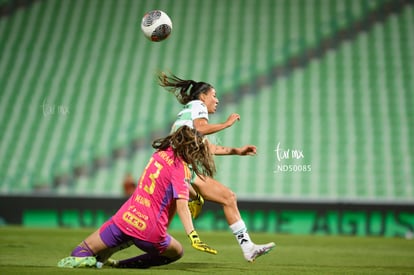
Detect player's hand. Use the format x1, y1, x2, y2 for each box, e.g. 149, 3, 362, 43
225, 113, 240, 127
237, 145, 257, 156
188, 230, 218, 255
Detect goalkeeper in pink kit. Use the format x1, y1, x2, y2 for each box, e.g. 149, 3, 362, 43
57, 126, 217, 268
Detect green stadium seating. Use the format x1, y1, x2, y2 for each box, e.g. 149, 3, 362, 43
0, 0, 412, 202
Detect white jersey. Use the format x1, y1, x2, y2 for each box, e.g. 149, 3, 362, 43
171, 100, 208, 132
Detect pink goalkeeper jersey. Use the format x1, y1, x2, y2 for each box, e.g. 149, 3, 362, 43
112, 147, 190, 243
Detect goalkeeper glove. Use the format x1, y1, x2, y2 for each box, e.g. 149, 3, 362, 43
188, 230, 217, 255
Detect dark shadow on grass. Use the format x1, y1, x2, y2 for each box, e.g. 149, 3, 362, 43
153, 262, 241, 273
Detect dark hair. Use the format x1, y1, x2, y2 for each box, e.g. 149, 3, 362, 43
152, 126, 216, 178
158, 72, 213, 104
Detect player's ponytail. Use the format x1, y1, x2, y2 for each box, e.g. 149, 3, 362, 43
152, 126, 216, 178
157, 72, 213, 105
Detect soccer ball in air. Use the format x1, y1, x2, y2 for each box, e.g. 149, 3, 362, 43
141, 10, 172, 42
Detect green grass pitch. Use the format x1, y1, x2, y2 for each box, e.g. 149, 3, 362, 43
0, 226, 413, 274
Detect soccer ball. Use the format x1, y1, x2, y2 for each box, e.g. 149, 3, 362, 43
141, 10, 172, 42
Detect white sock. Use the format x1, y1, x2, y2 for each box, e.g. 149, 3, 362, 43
230, 220, 254, 251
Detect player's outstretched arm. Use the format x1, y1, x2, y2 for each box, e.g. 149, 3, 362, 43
193, 113, 240, 135
176, 198, 196, 235
208, 142, 257, 156
176, 199, 217, 255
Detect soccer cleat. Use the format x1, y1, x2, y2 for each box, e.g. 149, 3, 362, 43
188, 193, 204, 219
244, 242, 276, 262
57, 256, 97, 268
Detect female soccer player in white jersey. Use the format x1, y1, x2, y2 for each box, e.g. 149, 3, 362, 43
158, 72, 275, 262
